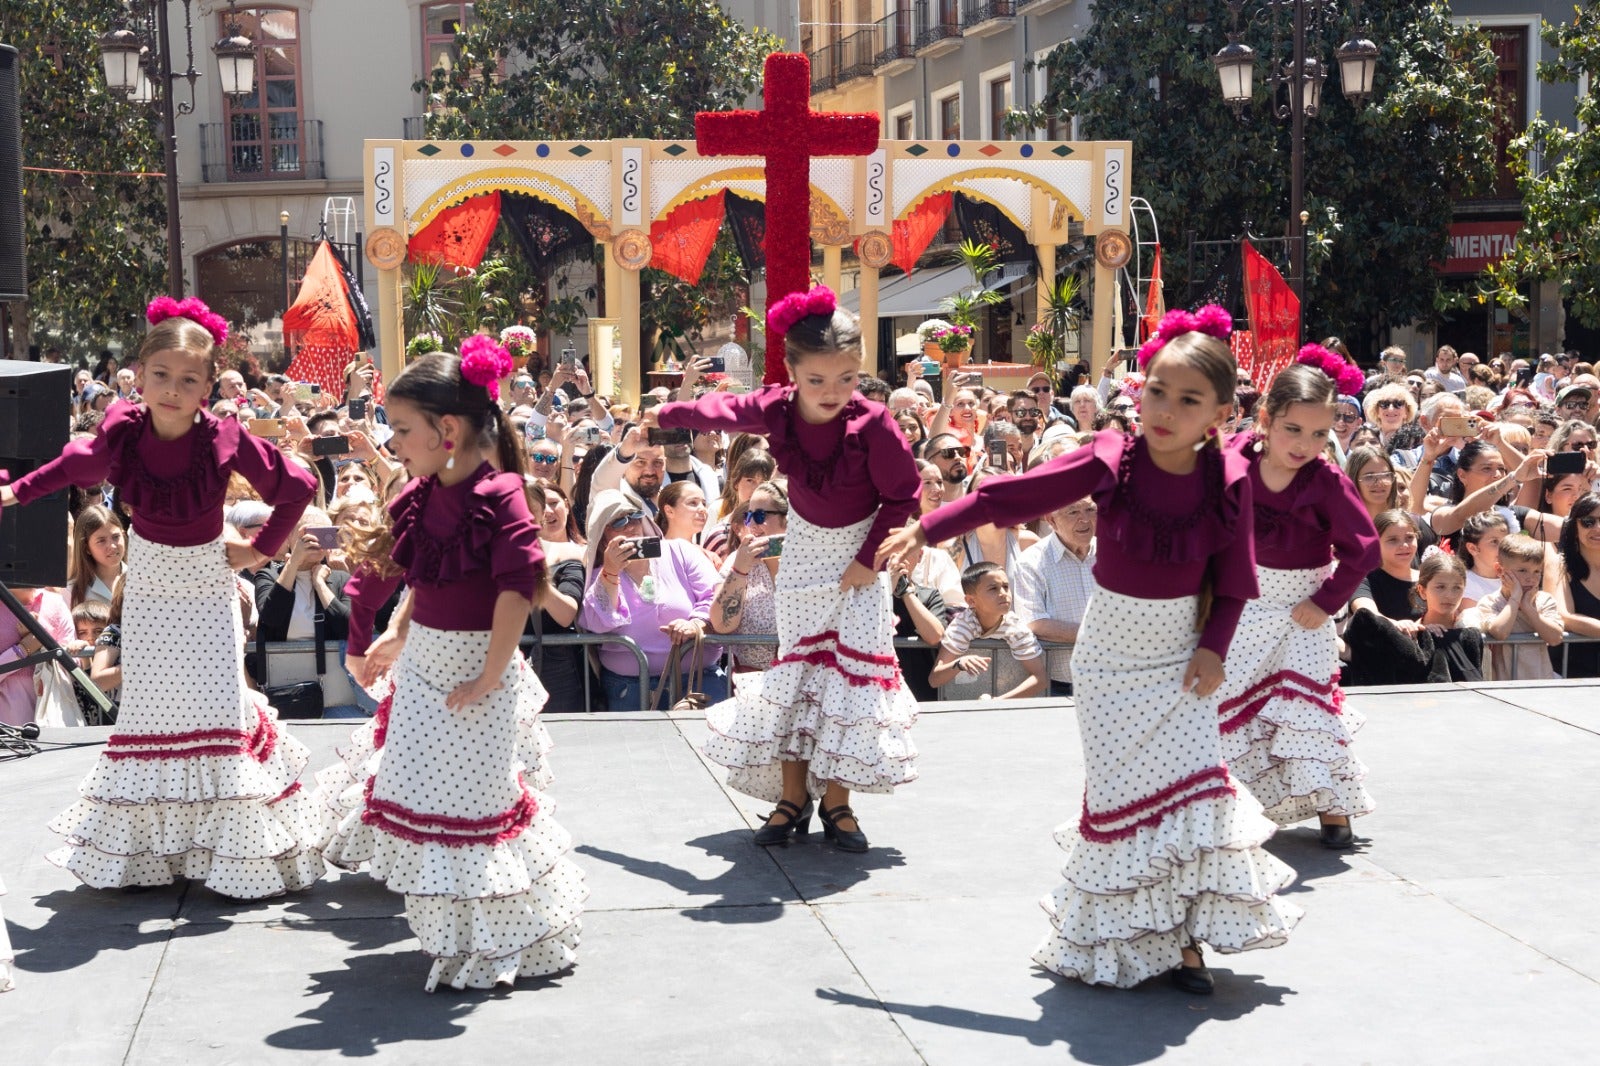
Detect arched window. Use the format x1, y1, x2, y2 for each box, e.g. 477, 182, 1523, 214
197, 237, 318, 331
219, 8, 310, 180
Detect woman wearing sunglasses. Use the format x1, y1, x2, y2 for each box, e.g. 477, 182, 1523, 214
1361, 383, 1423, 457
708, 484, 789, 680
1555, 494, 1600, 678
643, 286, 921, 854
523, 478, 589, 713
1329, 395, 1365, 463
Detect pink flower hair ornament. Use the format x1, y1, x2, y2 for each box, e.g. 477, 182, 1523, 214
146, 295, 229, 348
459, 333, 515, 401
1297, 343, 1367, 397
766, 285, 838, 338
1135, 304, 1233, 371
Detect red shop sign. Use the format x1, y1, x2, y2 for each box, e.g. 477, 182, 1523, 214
1442, 221, 1521, 275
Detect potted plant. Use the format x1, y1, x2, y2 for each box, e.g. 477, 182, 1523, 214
499, 324, 537, 369
937, 239, 1005, 363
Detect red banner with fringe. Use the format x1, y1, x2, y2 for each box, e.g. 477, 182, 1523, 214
649, 191, 727, 285
1240, 239, 1299, 388
890, 192, 952, 276
408, 192, 501, 269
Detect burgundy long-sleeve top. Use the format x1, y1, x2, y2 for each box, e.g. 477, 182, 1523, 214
656, 385, 921, 568
1229, 433, 1381, 614
922, 429, 1259, 657
345, 461, 543, 656
11, 400, 314, 558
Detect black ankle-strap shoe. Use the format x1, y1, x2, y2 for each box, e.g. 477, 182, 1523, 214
753, 797, 813, 846
818, 803, 869, 853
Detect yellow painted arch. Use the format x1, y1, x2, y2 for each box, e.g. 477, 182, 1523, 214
409, 167, 606, 234
895, 168, 1084, 232
653, 166, 848, 223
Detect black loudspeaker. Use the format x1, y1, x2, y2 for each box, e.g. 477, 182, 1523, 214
0, 360, 70, 587
0, 45, 22, 301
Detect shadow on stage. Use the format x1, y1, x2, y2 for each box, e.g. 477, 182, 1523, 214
817, 968, 1295, 1066
11, 884, 196, 973
1263, 825, 1368, 896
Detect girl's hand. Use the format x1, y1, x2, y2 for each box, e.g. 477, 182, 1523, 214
445, 672, 501, 712
1289, 599, 1329, 630
356, 629, 404, 686
1394, 619, 1424, 637
226, 536, 266, 571
1518, 448, 1548, 480
874, 523, 928, 570
285, 532, 315, 573
954, 654, 991, 676
1423, 623, 1447, 637
840, 559, 877, 591
682, 356, 710, 388
1181, 648, 1224, 696
661, 618, 703, 645
1420, 426, 1449, 461
733, 535, 765, 574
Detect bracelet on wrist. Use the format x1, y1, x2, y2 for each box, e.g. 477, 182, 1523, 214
731, 566, 750, 577
600, 569, 620, 583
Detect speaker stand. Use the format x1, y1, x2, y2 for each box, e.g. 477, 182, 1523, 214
0, 579, 116, 728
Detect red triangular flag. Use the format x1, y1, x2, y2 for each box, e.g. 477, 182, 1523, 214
408, 191, 501, 269
649, 191, 726, 285
1240, 239, 1300, 390
891, 192, 952, 276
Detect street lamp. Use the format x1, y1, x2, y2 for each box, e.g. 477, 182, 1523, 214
97, 2, 257, 297
1213, 0, 1380, 338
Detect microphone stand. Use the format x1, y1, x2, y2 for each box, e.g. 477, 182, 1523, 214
0, 580, 116, 745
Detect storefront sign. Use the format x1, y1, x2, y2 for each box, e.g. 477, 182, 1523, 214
1443, 221, 1521, 274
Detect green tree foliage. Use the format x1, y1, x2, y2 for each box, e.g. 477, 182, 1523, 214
1026, 0, 1499, 352
0, 0, 166, 351
1488, 6, 1600, 328
420, 0, 779, 353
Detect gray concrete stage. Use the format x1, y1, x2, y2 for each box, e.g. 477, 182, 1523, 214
3, 682, 1598, 1065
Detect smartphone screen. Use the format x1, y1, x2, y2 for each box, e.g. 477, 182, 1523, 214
348, 397, 369, 420
311, 435, 352, 456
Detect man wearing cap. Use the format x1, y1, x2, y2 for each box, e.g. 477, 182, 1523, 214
1557, 382, 1598, 427
1024, 371, 1070, 425
1366, 346, 1408, 390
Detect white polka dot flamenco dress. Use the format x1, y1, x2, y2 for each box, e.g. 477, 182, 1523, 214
47, 533, 324, 899
321, 625, 584, 992
1217, 564, 1374, 826
1034, 589, 1302, 988
702, 509, 919, 802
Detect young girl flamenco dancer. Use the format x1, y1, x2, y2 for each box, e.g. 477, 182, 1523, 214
322, 343, 585, 992
0, 297, 324, 898
643, 286, 921, 852
879, 307, 1300, 994
1217, 351, 1380, 850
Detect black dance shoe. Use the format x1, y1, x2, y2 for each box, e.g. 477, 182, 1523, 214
1319, 820, 1355, 849
1170, 947, 1214, 995
753, 797, 813, 846
818, 803, 869, 853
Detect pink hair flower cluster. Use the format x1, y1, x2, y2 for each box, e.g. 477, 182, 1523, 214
1135, 303, 1232, 370
459, 333, 514, 400
146, 295, 229, 348
766, 284, 838, 338
1297, 343, 1366, 396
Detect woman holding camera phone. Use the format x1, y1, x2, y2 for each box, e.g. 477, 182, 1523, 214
578, 490, 726, 710
708, 483, 789, 677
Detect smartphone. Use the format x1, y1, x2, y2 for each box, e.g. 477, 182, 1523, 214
921, 361, 941, 378
348, 396, 369, 420
1438, 416, 1478, 438
311, 435, 352, 456
762, 534, 785, 559
578, 426, 601, 446
1547, 450, 1587, 476
304, 526, 340, 550
648, 427, 691, 446
960, 371, 983, 387
526, 422, 547, 442
248, 418, 286, 438
630, 536, 662, 559
987, 439, 1007, 465
560, 347, 579, 369
706, 355, 725, 374
1516, 366, 1536, 387
294, 382, 318, 403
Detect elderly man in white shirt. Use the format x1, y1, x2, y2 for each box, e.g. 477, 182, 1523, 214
1013, 494, 1098, 698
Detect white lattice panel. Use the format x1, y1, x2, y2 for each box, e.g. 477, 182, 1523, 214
404, 158, 613, 229
651, 157, 761, 216
890, 158, 1091, 222
948, 177, 1034, 229
808, 158, 855, 217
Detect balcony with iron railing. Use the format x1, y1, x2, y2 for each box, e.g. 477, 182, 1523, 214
874, 8, 917, 75
915, 0, 964, 57
200, 118, 325, 183
810, 41, 838, 93
962, 0, 1016, 36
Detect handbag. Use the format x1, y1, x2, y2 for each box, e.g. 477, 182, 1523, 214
255, 608, 326, 720
649, 630, 711, 712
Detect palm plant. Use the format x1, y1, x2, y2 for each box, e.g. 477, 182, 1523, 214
403, 259, 460, 342
454, 258, 513, 339
940, 239, 1005, 333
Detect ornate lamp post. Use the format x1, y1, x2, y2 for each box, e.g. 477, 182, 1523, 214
1213, 1, 1380, 326
98, 1, 257, 296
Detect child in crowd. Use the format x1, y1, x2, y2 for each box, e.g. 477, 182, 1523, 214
647, 286, 921, 854
325, 343, 585, 992
1218, 354, 1380, 850
1415, 553, 1486, 681
879, 305, 1299, 995
0, 296, 322, 898
1476, 533, 1564, 680
66, 504, 127, 607
1459, 510, 1510, 608
930, 561, 1047, 699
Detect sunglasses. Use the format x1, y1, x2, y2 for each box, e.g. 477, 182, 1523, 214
1015, 408, 1042, 419
1334, 411, 1362, 423
609, 511, 646, 529
1376, 400, 1408, 411
743, 508, 788, 526
1570, 440, 1597, 451
1028, 385, 1052, 394
1559, 401, 1588, 412
1579, 516, 1600, 530
934, 446, 970, 460
1358, 472, 1395, 485
1109, 404, 1136, 414
530, 453, 560, 465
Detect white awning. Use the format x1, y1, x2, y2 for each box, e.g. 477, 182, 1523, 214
839, 262, 1030, 320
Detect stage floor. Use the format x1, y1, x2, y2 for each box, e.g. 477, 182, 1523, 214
4, 682, 1599, 1065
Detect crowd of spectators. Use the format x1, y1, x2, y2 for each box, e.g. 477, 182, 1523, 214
8, 336, 1600, 726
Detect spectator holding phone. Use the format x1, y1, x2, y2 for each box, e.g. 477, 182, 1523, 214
708, 484, 789, 676
254, 506, 353, 646
579, 489, 725, 710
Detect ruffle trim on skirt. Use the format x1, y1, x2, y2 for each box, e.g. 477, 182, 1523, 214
1033, 787, 1302, 988
47, 702, 324, 897
1221, 690, 1374, 825
701, 656, 919, 803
